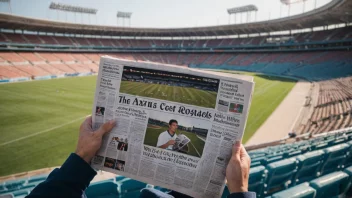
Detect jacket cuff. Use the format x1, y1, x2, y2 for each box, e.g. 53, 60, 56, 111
60, 153, 97, 189
227, 192, 256, 198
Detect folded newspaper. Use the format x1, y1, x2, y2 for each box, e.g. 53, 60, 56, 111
91, 56, 254, 198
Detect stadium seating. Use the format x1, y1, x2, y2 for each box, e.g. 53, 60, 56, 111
309, 171, 349, 198
84, 179, 119, 197
0, 26, 351, 49
294, 150, 325, 184
264, 158, 298, 195
1, 129, 351, 198
320, 143, 349, 175
271, 183, 316, 198
248, 166, 266, 197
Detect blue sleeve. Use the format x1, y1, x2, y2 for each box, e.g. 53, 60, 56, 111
227, 192, 256, 198
26, 153, 96, 198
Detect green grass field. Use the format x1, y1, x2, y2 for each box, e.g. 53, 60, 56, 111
120, 81, 218, 108
0, 73, 295, 176
144, 125, 205, 157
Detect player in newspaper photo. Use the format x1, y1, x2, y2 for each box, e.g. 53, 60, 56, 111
156, 119, 178, 150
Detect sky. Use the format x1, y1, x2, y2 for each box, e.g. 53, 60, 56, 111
0, 0, 331, 28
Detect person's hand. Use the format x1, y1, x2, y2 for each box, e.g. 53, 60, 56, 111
226, 141, 251, 193
167, 140, 176, 146
75, 116, 116, 163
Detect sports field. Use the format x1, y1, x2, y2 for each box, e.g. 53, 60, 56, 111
144, 125, 205, 158
120, 81, 218, 108
0, 73, 295, 176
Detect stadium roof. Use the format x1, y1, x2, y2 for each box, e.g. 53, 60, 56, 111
0, 0, 351, 37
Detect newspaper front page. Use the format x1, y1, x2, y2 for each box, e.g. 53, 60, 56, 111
91, 56, 254, 198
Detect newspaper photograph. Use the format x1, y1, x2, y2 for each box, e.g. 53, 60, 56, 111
91, 56, 254, 198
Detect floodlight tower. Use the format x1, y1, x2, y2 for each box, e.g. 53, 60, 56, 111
117, 11, 132, 27
49, 2, 98, 24
280, 0, 308, 16
227, 5, 258, 24
0, 0, 12, 14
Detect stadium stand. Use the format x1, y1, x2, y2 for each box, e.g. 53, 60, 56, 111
0, 25, 351, 48
1, 128, 351, 198
0, 0, 351, 197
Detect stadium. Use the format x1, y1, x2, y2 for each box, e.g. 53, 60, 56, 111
0, 0, 351, 197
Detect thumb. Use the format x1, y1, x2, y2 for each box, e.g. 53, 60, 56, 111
96, 120, 116, 136
232, 141, 241, 158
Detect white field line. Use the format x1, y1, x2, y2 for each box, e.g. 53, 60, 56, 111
196, 135, 206, 142
190, 142, 201, 157
0, 115, 88, 146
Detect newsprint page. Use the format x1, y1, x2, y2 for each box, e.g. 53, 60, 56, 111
91, 56, 254, 198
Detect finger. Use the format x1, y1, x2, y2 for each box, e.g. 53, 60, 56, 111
232, 141, 241, 159
86, 115, 92, 125
240, 144, 251, 163
96, 120, 116, 136
81, 116, 92, 130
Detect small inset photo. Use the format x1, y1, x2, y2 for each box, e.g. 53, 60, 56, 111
229, 103, 243, 114
103, 157, 116, 169
95, 106, 105, 116
144, 112, 210, 158
109, 137, 129, 151
92, 155, 104, 165
217, 99, 229, 112
114, 160, 125, 171
120, 66, 219, 108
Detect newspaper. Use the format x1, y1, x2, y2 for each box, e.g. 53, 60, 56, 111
91, 56, 254, 198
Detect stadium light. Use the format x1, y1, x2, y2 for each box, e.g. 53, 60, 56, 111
49, 2, 97, 24
227, 5, 258, 14
280, 0, 307, 5
49, 2, 97, 14
117, 11, 132, 18
227, 5, 258, 24
280, 0, 308, 16
0, 0, 11, 14
117, 11, 133, 27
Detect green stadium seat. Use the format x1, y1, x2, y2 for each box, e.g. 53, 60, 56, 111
310, 171, 349, 198
115, 175, 127, 182
11, 189, 30, 197
344, 141, 352, 167
248, 166, 266, 197
313, 142, 329, 150
27, 175, 47, 184
85, 179, 118, 198
119, 179, 147, 195
284, 150, 302, 158
264, 158, 298, 196
330, 137, 348, 145
251, 156, 266, 167
250, 161, 262, 168
321, 143, 349, 175
294, 150, 325, 184
343, 166, 352, 196
2, 179, 26, 192
271, 183, 316, 198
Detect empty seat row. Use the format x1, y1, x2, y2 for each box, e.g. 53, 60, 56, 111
249, 135, 351, 168
0, 174, 47, 197
245, 141, 352, 197
270, 166, 352, 198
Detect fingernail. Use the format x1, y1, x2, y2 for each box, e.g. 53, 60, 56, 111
235, 141, 241, 146
109, 120, 116, 125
